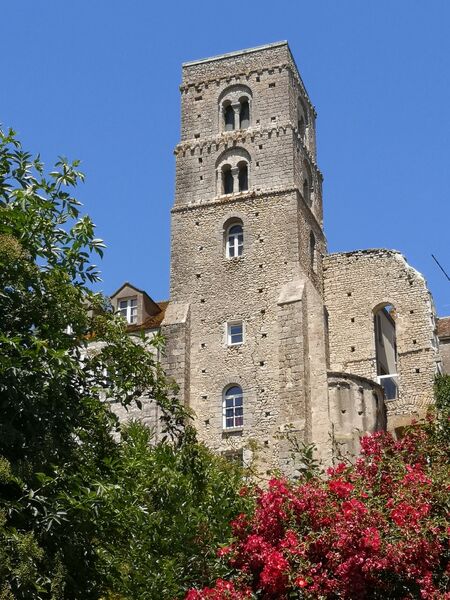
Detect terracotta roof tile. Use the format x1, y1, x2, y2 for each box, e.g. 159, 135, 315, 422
126, 301, 169, 333
437, 316, 450, 339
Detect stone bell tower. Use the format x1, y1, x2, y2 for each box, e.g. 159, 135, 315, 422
162, 42, 332, 472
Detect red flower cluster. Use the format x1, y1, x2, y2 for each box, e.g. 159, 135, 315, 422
186, 422, 449, 599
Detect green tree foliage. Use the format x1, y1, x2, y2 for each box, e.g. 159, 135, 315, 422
0, 129, 249, 599
434, 374, 450, 447
95, 423, 250, 599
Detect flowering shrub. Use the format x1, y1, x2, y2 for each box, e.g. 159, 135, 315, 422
187, 419, 449, 599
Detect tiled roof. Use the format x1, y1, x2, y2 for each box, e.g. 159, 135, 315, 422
126, 301, 169, 333
437, 316, 450, 339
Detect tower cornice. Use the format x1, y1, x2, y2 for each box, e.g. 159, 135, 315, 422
171, 187, 325, 235
174, 123, 323, 180
180, 62, 316, 117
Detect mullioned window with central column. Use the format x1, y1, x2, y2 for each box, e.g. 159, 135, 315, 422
216, 147, 251, 197
218, 84, 253, 132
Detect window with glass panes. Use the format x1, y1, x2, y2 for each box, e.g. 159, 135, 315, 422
118, 298, 138, 324
226, 224, 243, 257
227, 321, 243, 345
223, 385, 244, 429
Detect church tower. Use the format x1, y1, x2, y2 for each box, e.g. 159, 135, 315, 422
163, 42, 333, 471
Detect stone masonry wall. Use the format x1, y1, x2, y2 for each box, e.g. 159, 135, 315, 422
160, 302, 191, 406
88, 335, 163, 440
165, 42, 334, 473
323, 250, 440, 430
176, 42, 323, 229
169, 190, 329, 473
328, 372, 385, 458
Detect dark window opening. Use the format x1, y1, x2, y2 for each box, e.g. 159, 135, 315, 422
303, 178, 311, 205
223, 165, 234, 194
238, 163, 248, 191
239, 100, 250, 128
309, 230, 316, 270
224, 105, 235, 131
298, 116, 306, 138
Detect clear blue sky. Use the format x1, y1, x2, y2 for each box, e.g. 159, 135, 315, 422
2, 1, 449, 315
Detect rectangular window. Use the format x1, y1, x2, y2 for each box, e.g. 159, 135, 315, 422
118, 297, 138, 324
227, 321, 243, 345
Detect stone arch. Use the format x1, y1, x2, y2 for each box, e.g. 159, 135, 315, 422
216, 147, 251, 196
218, 84, 253, 132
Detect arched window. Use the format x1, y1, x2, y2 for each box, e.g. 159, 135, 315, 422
309, 230, 316, 271
373, 304, 398, 400
297, 97, 309, 140
223, 385, 243, 429
298, 116, 306, 139
303, 178, 310, 205
239, 99, 250, 129
216, 148, 251, 197
238, 162, 248, 191
218, 85, 252, 133
222, 165, 234, 195
226, 223, 243, 258
224, 104, 235, 131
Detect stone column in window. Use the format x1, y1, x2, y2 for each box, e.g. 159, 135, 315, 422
232, 104, 240, 129
231, 166, 239, 192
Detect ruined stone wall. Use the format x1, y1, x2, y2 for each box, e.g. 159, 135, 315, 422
328, 372, 385, 459
324, 250, 440, 430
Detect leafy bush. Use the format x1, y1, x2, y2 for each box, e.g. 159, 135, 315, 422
188, 417, 449, 599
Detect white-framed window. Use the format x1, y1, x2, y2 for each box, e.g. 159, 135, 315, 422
223, 385, 244, 429
227, 321, 244, 345
118, 297, 138, 324
226, 223, 243, 258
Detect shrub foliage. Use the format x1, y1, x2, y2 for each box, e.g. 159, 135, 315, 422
188, 398, 450, 599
